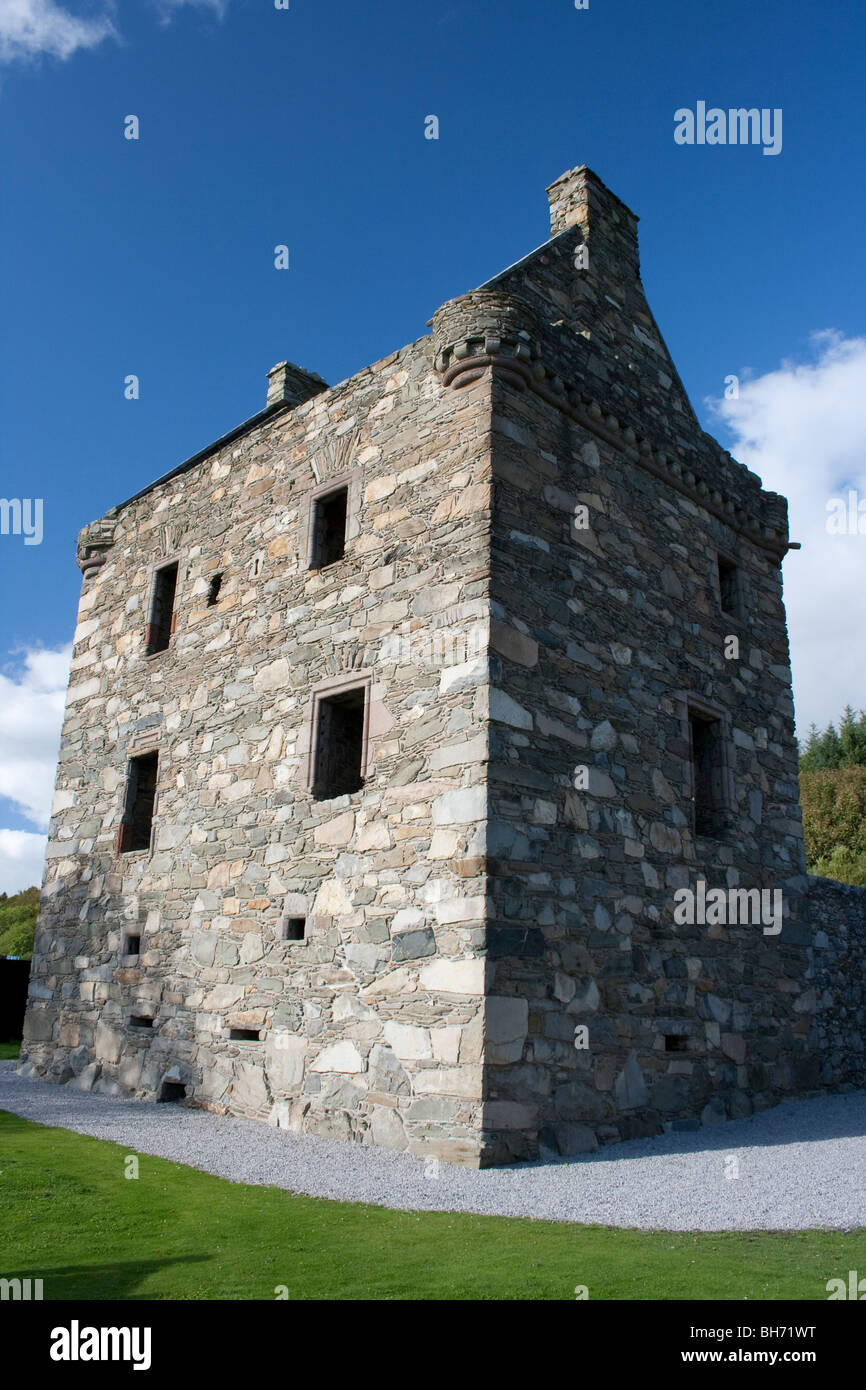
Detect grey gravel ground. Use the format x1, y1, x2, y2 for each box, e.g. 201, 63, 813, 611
2, 1061, 865, 1231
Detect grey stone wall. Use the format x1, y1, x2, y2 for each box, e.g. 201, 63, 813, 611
457, 168, 813, 1161
21, 337, 496, 1166
20, 163, 862, 1168
807, 875, 866, 1089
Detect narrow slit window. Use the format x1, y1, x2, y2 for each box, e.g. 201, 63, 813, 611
145, 561, 179, 654
125, 934, 141, 956
312, 687, 366, 799
310, 486, 348, 569
207, 573, 223, 606
116, 751, 159, 854
665, 1034, 688, 1053
229, 1027, 260, 1042
717, 556, 739, 615
283, 917, 306, 942
688, 711, 725, 838
130, 1015, 153, 1029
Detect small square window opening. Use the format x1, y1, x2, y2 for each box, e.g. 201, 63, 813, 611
158, 1081, 186, 1102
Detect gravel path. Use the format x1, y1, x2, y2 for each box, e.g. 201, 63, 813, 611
3, 1062, 865, 1231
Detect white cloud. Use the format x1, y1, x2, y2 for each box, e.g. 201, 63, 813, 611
153, 0, 228, 21
0, 643, 71, 828
0, 828, 47, 895
707, 331, 866, 739
0, 0, 116, 63
0, 0, 233, 67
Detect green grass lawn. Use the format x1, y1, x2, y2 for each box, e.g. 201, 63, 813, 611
0, 1041, 21, 1060
1, 1109, 863, 1300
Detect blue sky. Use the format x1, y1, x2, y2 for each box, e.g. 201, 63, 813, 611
1, 0, 865, 889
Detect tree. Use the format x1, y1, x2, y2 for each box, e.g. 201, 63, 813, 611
799, 706, 866, 771
799, 705, 866, 886
0, 887, 39, 959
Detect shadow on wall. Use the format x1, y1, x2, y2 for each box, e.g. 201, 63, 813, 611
0, 957, 30, 1043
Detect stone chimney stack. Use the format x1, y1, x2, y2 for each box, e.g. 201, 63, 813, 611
546, 165, 641, 279
266, 361, 329, 410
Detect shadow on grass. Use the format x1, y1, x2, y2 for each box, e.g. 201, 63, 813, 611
1, 1255, 212, 1301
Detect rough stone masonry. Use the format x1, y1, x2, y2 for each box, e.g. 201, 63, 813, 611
20, 166, 866, 1165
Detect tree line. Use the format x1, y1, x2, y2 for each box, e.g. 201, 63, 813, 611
0, 886, 39, 959
799, 706, 866, 886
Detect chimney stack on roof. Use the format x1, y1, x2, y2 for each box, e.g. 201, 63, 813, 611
266, 361, 329, 410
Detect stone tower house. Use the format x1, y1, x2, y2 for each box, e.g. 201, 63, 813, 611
21, 166, 822, 1166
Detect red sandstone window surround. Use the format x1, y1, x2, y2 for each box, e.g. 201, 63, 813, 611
144, 557, 182, 654
311, 486, 349, 567
116, 750, 159, 855
304, 671, 373, 799
302, 466, 362, 571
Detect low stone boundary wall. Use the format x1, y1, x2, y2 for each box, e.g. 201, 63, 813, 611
808, 875, 866, 1089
